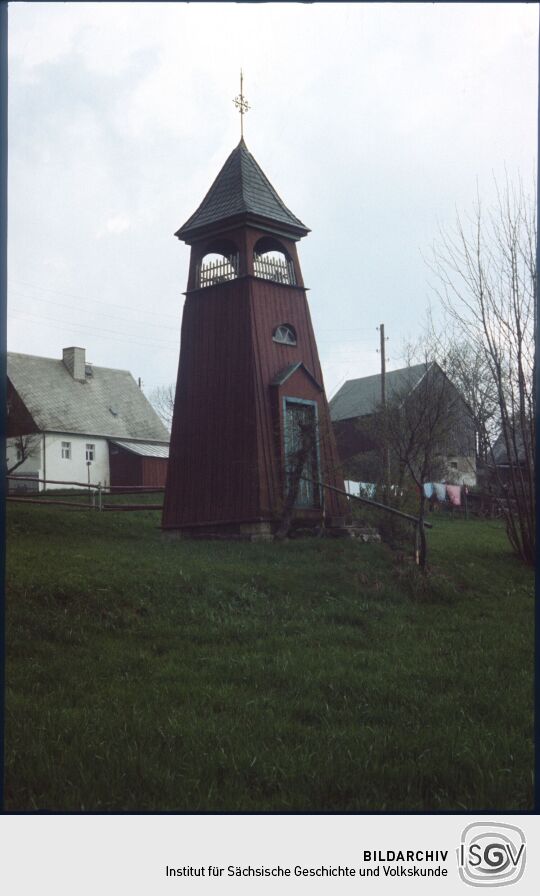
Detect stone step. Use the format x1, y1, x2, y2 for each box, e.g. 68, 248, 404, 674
325, 526, 381, 542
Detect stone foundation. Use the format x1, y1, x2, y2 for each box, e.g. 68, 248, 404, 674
162, 520, 275, 542
162, 519, 378, 543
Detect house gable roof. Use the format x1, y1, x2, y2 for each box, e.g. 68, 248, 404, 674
491, 429, 526, 466
330, 363, 430, 422
7, 352, 170, 442
176, 139, 309, 241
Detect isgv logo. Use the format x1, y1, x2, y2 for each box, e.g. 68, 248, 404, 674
458, 822, 526, 887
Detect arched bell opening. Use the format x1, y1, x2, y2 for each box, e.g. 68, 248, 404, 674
196, 238, 239, 288
253, 237, 296, 286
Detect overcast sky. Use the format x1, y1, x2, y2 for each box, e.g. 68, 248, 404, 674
8, 2, 538, 402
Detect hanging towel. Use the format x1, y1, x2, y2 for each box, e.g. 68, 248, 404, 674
433, 483, 447, 502
446, 484, 461, 506
423, 483, 434, 499
359, 482, 376, 499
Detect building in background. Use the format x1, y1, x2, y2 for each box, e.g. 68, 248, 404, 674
330, 362, 477, 486
7, 347, 169, 491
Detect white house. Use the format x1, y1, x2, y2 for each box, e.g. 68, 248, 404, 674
7, 347, 170, 491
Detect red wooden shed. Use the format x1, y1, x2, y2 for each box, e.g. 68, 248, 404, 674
162, 138, 348, 537
109, 440, 169, 490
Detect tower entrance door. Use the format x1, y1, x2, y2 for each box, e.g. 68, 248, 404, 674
283, 399, 320, 508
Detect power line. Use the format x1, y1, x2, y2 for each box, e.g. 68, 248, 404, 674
327, 373, 350, 399
8, 290, 181, 333
8, 277, 182, 323
8, 310, 180, 352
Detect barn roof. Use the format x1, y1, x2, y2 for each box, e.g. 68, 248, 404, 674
330, 363, 430, 422
8, 351, 170, 443
491, 429, 527, 466
176, 138, 309, 241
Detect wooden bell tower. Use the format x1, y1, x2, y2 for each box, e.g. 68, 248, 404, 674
162, 136, 348, 537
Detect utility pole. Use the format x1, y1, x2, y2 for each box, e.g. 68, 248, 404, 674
380, 323, 387, 407
379, 323, 391, 500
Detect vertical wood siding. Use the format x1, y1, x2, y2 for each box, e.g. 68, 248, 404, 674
163, 226, 348, 530
109, 447, 167, 489
141, 457, 168, 488
163, 278, 259, 527
109, 447, 142, 489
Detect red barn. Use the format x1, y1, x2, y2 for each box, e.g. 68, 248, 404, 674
162, 139, 348, 537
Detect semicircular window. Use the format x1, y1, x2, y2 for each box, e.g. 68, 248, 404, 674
273, 324, 297, 346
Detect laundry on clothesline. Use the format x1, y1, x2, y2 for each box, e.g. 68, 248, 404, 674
433, 483, 447, 502
359, 482, 376, 499
446, 484, 462, 506
343, 481, 376, 500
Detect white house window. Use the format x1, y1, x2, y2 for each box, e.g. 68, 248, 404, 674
273, 324, 297, 346
86, 443, 95, 462
61, 441, 71, 459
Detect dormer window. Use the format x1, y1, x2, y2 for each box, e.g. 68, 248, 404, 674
273, 324, 297, 346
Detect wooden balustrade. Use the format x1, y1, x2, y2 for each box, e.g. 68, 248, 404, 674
196, 253, 296, 287
254, 254, 296, 285
196, 254, 239, 288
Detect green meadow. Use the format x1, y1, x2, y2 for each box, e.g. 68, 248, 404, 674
5, 501, 534, 811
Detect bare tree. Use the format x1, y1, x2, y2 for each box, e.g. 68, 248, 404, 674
6, 389, 41, 475
403, 314, 500, 464
149, 384, 175, 430
374, 362, 468, 568
274, 404, 348, 539
428, 174, 535, 564
6, 433, 41, 475
274, 418, 319, 539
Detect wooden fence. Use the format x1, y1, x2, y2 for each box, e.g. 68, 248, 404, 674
6, 475, 164, 512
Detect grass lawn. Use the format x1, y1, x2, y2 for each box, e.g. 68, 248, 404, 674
4, 500, 534, 811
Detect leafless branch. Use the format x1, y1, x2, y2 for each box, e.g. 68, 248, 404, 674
427, 174, 535, 564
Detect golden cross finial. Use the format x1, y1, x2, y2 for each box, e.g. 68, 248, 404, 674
233, 69, 250, 139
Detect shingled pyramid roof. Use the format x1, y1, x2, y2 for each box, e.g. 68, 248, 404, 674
176, 139, 309, 241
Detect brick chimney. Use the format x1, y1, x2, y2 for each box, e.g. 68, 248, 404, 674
63, 346, 86, 382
